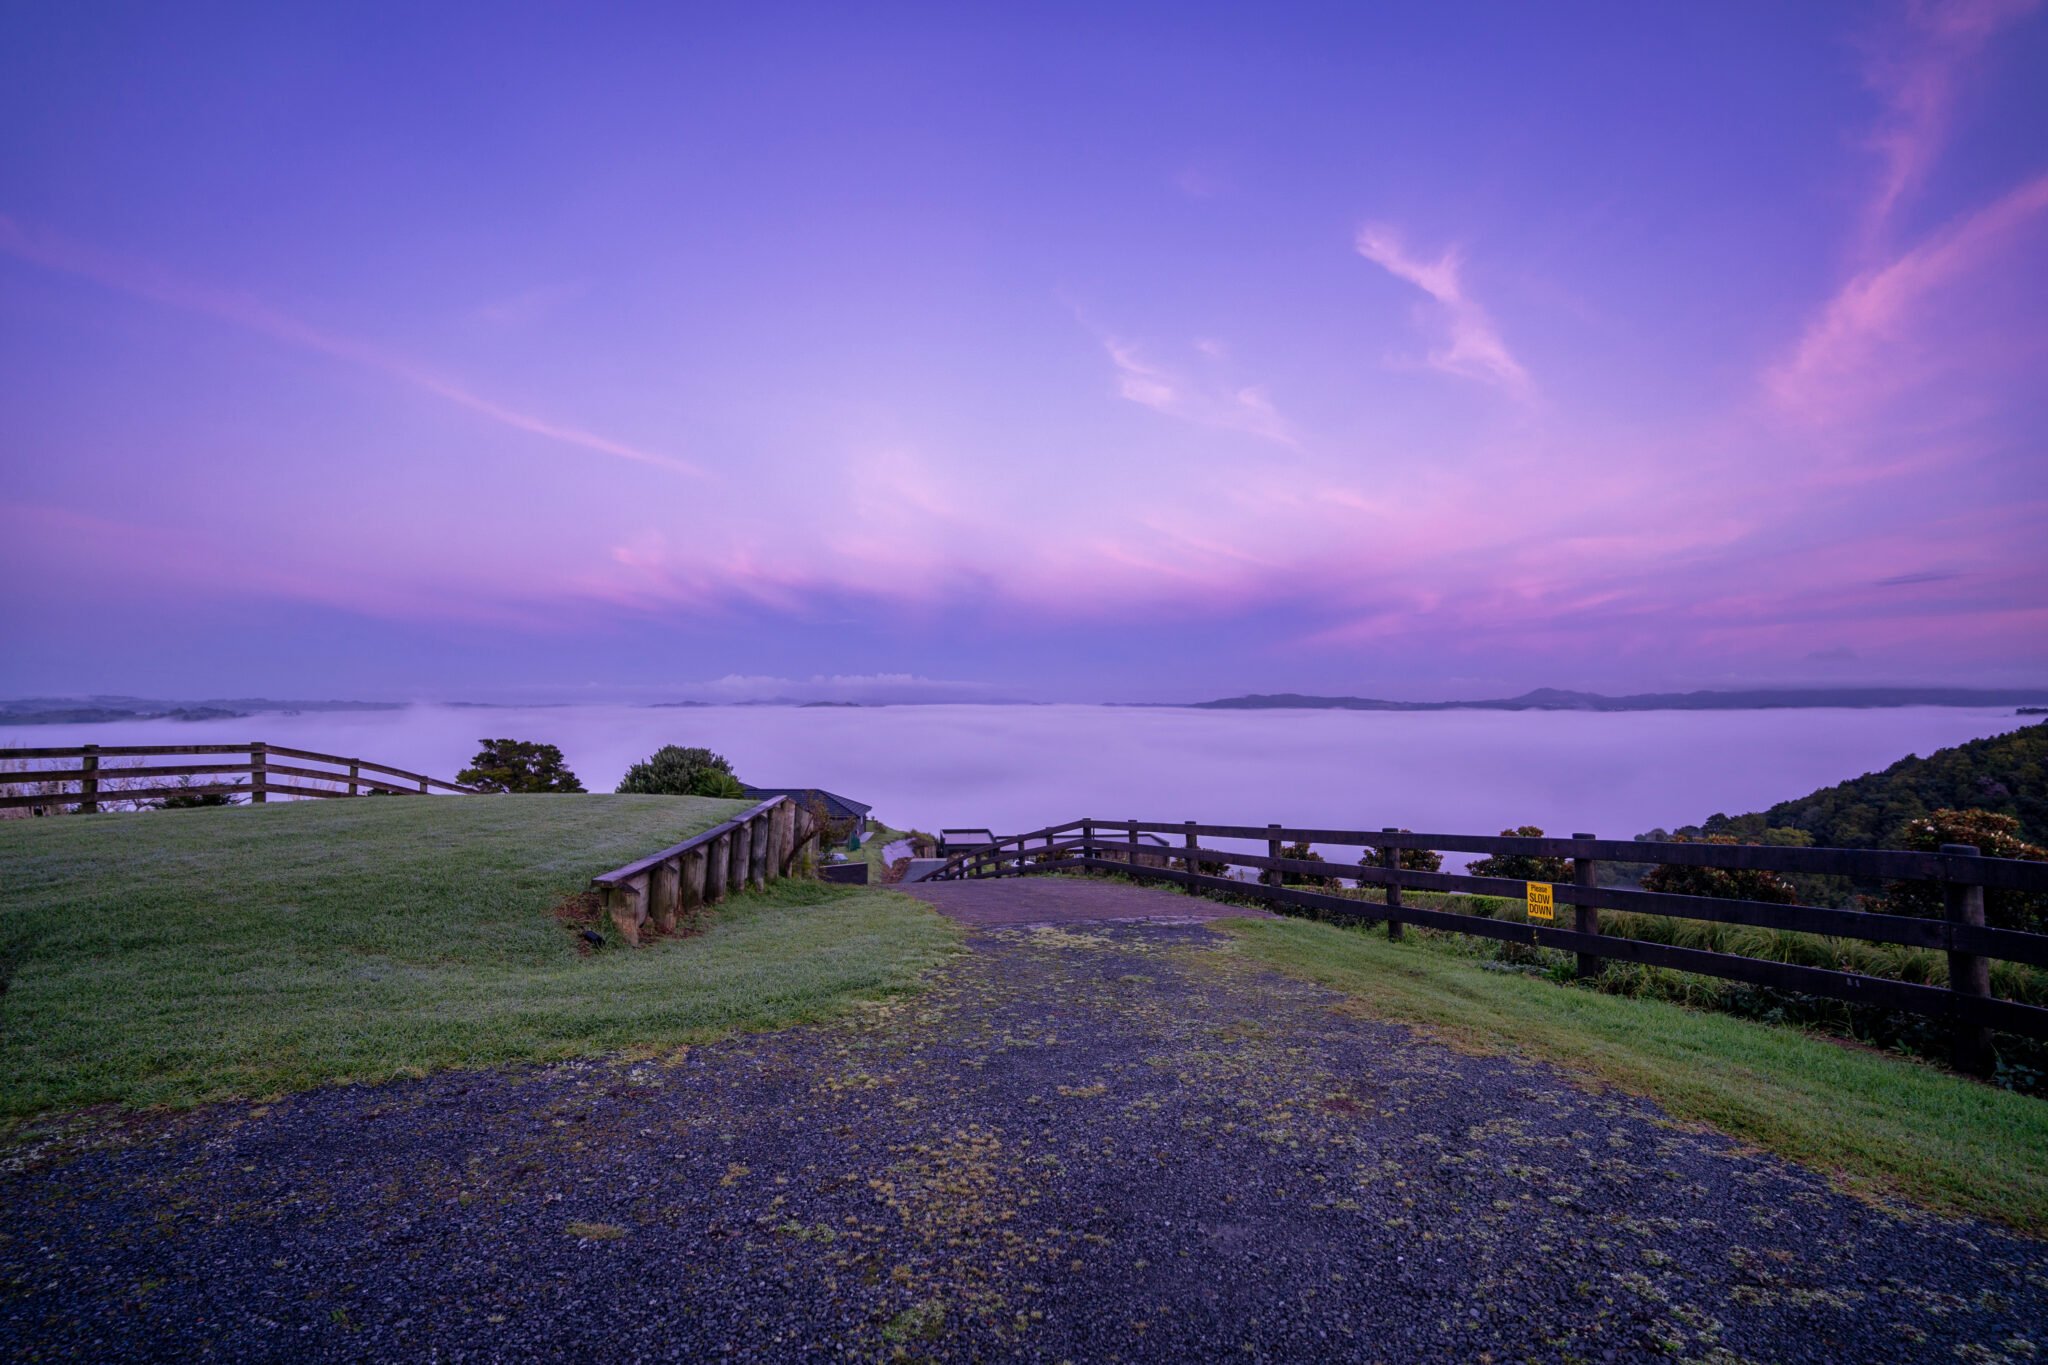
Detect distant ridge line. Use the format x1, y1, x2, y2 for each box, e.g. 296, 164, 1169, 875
1170, 687, 2048, 713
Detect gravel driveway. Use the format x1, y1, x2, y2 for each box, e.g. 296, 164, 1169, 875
3, 884, 2043, 1362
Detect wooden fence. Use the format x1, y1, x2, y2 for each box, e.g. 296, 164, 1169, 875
0, 742, 474, 811
589, 795, 820, 945
931, 817, 2048, 1070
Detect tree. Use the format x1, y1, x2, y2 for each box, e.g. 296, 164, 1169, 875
459, 738, 585, 794
1640, 834, 1797, 904
1868, 808, 2047, 934
1467, 827, 1572, 882
615, 745, 746, 798
1359, 831, 1443, 873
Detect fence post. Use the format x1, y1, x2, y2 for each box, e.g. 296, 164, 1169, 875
348, 761, 361, 797
1942, 843, 1994, 1076
1266, 824, 1283, 889
1381, 829, 1403, 941
1082, 818, 1095, 873
79, 744, 99, 815
1184, 820, 1199, 892
251, 743, 268, 804
1573, 833, 1602, 979
417, 775, 429, 794
1128, 818, 1140, 874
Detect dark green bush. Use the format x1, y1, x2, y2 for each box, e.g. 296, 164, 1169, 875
616, 745, 746, 799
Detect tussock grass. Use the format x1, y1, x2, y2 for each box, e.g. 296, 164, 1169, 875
0, 795, 957, 1119
1220, 915, 2048, 1232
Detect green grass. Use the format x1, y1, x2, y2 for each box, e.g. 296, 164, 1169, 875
1219, 915, 2048, 1233
0, 795, 958, 1120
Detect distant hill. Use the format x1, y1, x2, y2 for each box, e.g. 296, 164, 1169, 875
0, 696, 401, 726
1183, 687, 2048, 713
1645, 721, 2047, 851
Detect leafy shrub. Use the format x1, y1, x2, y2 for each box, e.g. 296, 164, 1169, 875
615, 745, 746, 799
156, 775, 245, 809
1467, 827, 1572, 882
459, 738, 585, 794
1640, 834, 1798, 904
1867, 808, 2047, 934
1359, 831, 1443, 873
1279, 841, 1338, 889
800, 794, 856, 849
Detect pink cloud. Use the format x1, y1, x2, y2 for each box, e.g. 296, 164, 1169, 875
1100, 338, 1298, 445
1858, 0, 2040, 236
0, 215, 703, 479
1766, 173, 2048, 422
1355, 224, 1532, 395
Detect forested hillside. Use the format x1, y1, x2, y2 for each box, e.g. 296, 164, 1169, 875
1642, 721, 2046, 850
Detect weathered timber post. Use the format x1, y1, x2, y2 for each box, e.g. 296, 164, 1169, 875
650, 858, 681, 934
1128, 818, 1140, 874
417, 775, 429, 794
1381, 829, 1403, 941
1573, 833, 1602, 979
79, 744, 100, 815
251, 742, 268, 804
1266, 824, 1283, 889
348, 761, 361, 797
1942, 843, 1995, 1076
1184, 821, 1200, 893
748, 814, 769, 891
765, 802, 787, 877
705, 833, 730, 904
730, 821, 751, 896
680, 847, 708, 923
607, 875, 648, 946
1082, 818, 1095, 873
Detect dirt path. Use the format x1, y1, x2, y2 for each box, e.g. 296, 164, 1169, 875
3, 883, 2042, 1362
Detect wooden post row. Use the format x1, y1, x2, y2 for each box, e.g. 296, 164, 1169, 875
251, 742, 268, 804
79, 744, 99, 815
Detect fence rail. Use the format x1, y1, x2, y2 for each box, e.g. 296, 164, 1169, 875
0, 741, 474, 811
931, 817, 2048, 1069
588, 795, 819, 944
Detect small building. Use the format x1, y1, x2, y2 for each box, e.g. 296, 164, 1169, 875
742, 787, 872, 845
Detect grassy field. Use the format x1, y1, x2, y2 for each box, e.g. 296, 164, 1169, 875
1220, 914, 2048, 1232
0, 796, 958, 1120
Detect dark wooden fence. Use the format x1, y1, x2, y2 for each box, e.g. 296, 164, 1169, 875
0, 742, 474, 811
589, 795, 819, 945
931, 817, 2048, 1069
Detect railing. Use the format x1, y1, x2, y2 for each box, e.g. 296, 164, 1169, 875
931, 817, 2048, 1069
0, 742, 474, 811
589, 795, 819, 945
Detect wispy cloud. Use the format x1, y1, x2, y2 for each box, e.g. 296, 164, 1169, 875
1100, 337, 1298, 445
0, 215, 702, 478
1355, 224, 1531, 395
1858, 0, 2039, 237
1766, 173, 2048, 421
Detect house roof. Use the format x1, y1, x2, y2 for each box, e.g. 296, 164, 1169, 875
742, 786, 872, 820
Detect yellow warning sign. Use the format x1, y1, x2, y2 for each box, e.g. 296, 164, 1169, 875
1526, 881, 1556, 922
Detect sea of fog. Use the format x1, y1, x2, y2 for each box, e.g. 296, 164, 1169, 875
15, 704, 2036, 843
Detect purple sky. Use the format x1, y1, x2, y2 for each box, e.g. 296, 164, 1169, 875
3, 2, 2045, 703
